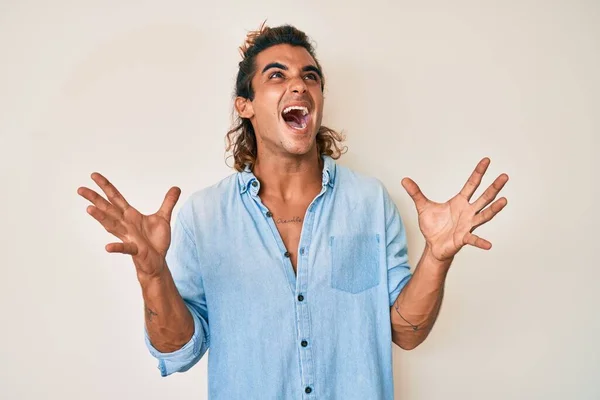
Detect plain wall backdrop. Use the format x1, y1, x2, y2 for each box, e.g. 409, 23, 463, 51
1, 0, 598, 399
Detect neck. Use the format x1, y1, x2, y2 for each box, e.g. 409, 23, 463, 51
252, 149, 323, 201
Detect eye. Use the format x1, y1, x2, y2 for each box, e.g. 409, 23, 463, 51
304, 73, 319, 81
269, 71, 284, 79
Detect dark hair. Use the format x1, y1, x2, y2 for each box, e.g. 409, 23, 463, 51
225, 22, 346, 171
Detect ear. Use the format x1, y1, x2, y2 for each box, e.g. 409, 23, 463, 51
235, 97, 255, 119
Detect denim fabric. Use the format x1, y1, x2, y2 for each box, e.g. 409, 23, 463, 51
144, 155, 413, 399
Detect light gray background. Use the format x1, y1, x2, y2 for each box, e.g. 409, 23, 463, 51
1, 0, 598, 399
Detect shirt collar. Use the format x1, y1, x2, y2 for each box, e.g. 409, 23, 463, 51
238, 154, 336, 195
321, 154, 336, 188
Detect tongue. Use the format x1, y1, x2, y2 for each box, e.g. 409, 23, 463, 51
283, 112, 304, 129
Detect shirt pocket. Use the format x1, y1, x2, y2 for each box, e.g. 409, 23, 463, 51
329, 234, 381, 294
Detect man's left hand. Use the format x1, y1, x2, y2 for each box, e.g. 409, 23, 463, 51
401, 157, 509, 263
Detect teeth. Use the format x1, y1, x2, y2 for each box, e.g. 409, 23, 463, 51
283, 106, 308, 115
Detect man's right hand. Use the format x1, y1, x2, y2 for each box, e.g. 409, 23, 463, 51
77, 172, 181, 282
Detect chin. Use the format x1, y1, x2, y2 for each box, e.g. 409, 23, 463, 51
280, 139, 315, 156
279, 127, 318, 156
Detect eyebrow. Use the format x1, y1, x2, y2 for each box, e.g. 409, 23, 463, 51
302, 65, 323, 79
261, 62, 323, 79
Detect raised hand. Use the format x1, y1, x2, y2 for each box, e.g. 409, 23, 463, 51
77, 173, 181, 280
401, 157, 509, 262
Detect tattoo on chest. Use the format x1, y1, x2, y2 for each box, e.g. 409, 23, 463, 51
275, 216, 302, 224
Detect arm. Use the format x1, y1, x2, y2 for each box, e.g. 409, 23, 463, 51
78, 173, 208, 376
142, 209, 210, 377
390, 157, 509, 350
390, 244, 451, 350
140, 266, 194, 353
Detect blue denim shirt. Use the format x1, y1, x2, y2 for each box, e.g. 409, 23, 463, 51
144, 155, 413, 399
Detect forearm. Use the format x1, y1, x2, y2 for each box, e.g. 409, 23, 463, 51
140, 263, 194, 353
391, 243, 452, 350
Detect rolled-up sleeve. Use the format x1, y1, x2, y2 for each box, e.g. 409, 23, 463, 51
144, 201, 210, 376
144, 304, 208, 376
382, 185, 413, 306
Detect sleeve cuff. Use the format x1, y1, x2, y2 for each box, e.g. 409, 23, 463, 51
144, 307, 207, 377
389, 273, 412, 307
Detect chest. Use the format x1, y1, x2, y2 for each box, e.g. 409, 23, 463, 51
195, 178, 394, 308
198, 187, 389, 320
262, 199, 312, 274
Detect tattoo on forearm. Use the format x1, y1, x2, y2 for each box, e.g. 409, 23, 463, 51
275, 216, 302, 224
145, 306, 158, 322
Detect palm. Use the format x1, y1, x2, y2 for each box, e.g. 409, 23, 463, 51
122, 208, 173, 269
140, 213, 172, 258
416, 195, 478, 261
77, 172, 181, 277
402, 158, 509, 262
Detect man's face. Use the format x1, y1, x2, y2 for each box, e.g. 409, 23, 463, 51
236, 44, 324, 158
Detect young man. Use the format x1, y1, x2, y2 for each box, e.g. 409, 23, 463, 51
77, 24, 508, 399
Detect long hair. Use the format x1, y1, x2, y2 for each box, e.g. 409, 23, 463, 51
225, 23, 346, 171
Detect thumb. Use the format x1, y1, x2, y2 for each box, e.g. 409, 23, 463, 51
157, 186, 181, 222
401, 177, 428, 212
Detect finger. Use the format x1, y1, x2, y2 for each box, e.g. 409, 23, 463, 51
459, 157, 491, 201
77, 186, 122, 219
105, 241, 139, 255
157, 187, 181, 222
472, 174, 509, 213
86, 205, 127, 237
464, 233, 492, 250
401, 177, 429, 212
90, 172, 131, 212
472, 197, 508, 230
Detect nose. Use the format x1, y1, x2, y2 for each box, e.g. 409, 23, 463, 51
289, 76, 307, 94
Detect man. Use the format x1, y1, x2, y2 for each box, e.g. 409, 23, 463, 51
77, 24, 508, 399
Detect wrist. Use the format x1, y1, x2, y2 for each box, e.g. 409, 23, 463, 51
422, 243, 453, 274
137, 261, 169, 288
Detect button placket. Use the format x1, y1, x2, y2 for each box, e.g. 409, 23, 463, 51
249, 177, 327, 398
296, 192, 325, 399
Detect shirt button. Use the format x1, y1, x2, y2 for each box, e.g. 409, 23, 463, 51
251, 181, 258, 187
266, 211, 272, 217
299, 247, 305, 255
305, 387, 312, 394
301, 340, 308, 347
297, 294, 304, 301
284, 251, 291, 258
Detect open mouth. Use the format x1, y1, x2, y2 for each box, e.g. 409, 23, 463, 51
282, 106, 310, 130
